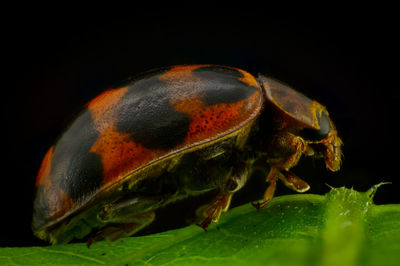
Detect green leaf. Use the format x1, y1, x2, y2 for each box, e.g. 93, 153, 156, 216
1, 186, 399, 266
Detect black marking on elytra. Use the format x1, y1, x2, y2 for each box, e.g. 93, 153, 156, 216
193, 66, 258, 106
195, 66, 243, 78
50, 111, 104, 202
115, 74, 190, 150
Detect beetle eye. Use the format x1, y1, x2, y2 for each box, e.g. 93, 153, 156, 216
299, 110, 331, 141
318, 111, 331, 138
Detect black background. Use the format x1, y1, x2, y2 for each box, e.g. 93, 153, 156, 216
2, 5, 399, 247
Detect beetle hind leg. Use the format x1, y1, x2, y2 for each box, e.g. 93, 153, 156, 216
87, 192, 173, 246
87, 211, 155, 247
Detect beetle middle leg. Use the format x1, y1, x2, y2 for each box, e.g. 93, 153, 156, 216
196, 193, 233, 230
196, 161, 250, 230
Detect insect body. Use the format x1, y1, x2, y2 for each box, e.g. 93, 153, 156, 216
32, 65, 342, 245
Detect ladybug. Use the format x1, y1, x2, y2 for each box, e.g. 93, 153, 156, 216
32, 65, 342, 245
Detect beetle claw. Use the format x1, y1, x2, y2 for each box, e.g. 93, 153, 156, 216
251, 202, 260, 209
196, 220, 210, 231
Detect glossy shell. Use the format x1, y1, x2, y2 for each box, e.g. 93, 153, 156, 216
259, 75, 323, 130
33, 65, 263, 231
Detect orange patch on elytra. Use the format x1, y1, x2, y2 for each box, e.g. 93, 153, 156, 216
35, 146, 75, 221
173, 98, 204, 115
185, 101, 245, 142
90, 128, 157, 184
176, 90, 262, 143
87, 87, 128, 131
159, 65, 207, 82
238, 69, 259, 88
35, 146, 54, 187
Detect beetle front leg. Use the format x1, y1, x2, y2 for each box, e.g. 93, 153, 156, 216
253, 131, 312, 209
279, 169, 310, 192
267, 131, 315, 169
252, 167, 310, 209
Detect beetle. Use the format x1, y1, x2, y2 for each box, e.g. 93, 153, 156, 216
32, 65, 342, 245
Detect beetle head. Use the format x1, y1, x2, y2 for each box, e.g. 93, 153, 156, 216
304, 108, 343, 172
258, 75, 343, 172
321, 128, 343, 171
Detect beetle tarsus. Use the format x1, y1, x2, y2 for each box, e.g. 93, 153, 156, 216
279, 170, 310, 193
253, 165, 310, 209
87, 211, 155, 247
196, 219, 211, 231
197, 194, 232, 230
252, 169, 278, 209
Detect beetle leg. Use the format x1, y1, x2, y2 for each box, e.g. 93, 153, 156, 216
253, 131, 312, 209
87, 192, 175, 246
196, 162, 250, 230
251, 167, 279, 209
279, 170, 310, 192
269, 132, 311, 193
252, 167, 310, 210
270, 132, 306, 169
196, 193, 233, 230
99, 193, 170, 222
87, 211, 155, 247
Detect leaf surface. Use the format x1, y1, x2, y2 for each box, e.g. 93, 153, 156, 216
1, 187, 399, 266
